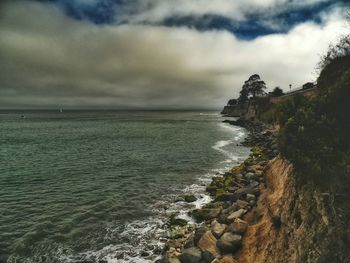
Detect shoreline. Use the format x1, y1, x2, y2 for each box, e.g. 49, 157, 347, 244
158, 118, 278, 263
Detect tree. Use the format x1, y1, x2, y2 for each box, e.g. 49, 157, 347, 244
317, 34, 350, 71
271, 87, 284, 97
238, 86, 249, 103
239, 74, 267, 101
227, 99, 237, 105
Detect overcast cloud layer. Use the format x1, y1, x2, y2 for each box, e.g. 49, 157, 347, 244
0, 0, 348, 109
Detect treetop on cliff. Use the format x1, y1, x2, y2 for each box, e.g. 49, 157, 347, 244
238, 74, 267, 102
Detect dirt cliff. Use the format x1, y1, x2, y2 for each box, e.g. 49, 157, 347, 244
237, 156, 350, 263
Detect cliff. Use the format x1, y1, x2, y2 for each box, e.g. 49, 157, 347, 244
237, 156, 350, 263
221, 102, 258, 119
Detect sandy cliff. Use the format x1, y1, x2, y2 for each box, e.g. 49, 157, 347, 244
237, 156, 350, 263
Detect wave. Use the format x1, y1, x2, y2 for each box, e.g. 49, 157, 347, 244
212, 140, 240, 162
57, 120, 249, 263
199, 113, 219, 116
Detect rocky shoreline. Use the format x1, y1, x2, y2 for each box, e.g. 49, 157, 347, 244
157, 119, 278, 263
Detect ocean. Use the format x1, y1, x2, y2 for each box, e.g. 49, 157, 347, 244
0, 111, 250, 263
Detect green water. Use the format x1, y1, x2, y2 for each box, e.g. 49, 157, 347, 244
0, 111, 249, 262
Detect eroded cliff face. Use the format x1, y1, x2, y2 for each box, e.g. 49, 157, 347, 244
221, 102, 257, 119
237, 156, 350, 263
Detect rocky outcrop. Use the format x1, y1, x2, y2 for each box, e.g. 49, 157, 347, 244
221, 101, 259, 119
221, 103, 249, 117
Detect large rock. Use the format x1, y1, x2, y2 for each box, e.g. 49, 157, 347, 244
191, 208, 221, 222
213, 255, 238, 263
179, 247, 202, 263
184, 234, 195, 249
170, 227, 186, 239
194, 227, 207, 245
246, 194, 256, 202
244, 172, 258, 181
215, 192, 246, 202
249, 181, 260, 188
214, 193, 234, 202
184, 195, 197, 203
202, 251, 215, 263
169, 258, 181, 263
227, 218, 248, 234
222, 204, 239, 215
226, 209, 247, 222
216, 233, 242, 253
211, 220, 227, 239
234, 187, 259, 196
197, 231, 220, 258
236, 200, 249, 209
170, 217, 188, 227
217, 213, 229, 224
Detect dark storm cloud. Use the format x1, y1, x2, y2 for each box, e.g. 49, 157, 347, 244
0, 0, 348, 109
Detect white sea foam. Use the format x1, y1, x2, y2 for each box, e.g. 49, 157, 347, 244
212, 140, 240, 162
60, 218, 166, 263
199, 113, 219, 116
219, 122, 241, 132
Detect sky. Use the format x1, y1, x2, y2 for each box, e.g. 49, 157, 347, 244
0, 0, 349, 109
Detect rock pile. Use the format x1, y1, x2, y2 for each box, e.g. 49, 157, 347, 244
157, 120, 279, 263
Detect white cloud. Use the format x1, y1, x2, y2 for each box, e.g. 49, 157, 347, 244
0, 0, 348, 109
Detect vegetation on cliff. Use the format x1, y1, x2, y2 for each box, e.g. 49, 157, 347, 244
280, 58, 349, 184
260, 34, 350, 188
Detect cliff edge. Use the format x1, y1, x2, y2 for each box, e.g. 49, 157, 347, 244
238, 156, 350, 263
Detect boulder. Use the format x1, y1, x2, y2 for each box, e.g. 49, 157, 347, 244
191, 208, 221, 222
204, 201, 226, 209
217, 214, 229, 224
202, 251, 216, 263
234, 187, 258, 196
216, 233, 242, 253
197, 231, 220, 258
236, 200, 249, 209
227, 209, 247, 222
170, 217, 188, 227
227, 187, 239, 193
169, 258, 181, 263
184, 195, 197, 203
215, 193, 234, 202
211, 220, 227, 239
156, 259, 170, 263
213, 255, 238, 263
246, 194, 255, 202
222, 204, 239, 215
235, 173, 243, 180
179, 247, 202, 263
184, 234, 195, 249
194, 227, 207, 245
249, 181, 260, 188
170, 227, 186, 239
248, 164, 264, 173
244, 172, 257, 181
227, 218, 248, 234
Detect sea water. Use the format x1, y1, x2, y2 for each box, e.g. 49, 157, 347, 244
0, 111, 250, 263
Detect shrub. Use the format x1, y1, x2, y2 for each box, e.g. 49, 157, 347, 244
277, 55, 350, 187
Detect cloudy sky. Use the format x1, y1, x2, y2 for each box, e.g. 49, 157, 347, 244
0, 0, 349, 109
